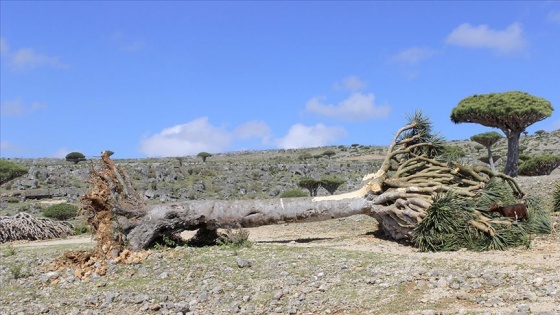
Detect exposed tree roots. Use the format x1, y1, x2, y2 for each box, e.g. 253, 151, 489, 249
0, 212, 74, 243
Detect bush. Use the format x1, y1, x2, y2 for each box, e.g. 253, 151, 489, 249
0, 159, 28, 185
279, 189, 308, 198
441, 145, 466, 160
518, 154, 560, 176
43, 203, 78, 220
322, 150, 336, 158
553, 182, 560, 212
65, 152, 86, 164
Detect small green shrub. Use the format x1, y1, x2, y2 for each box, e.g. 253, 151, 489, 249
0, 160, 28, 185
7, 262, 29, 279
218, 226, 252, 249
7, 197, 19, 203
518, 154, 560, 176
73, 224, 91, 235
279, 189, 308, 198
3, 244, 16, 257
43, 203, 78, 220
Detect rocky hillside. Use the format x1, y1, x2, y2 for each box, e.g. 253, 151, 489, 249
1, 130, 559, 217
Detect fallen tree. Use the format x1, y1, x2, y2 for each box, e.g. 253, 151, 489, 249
81, 112, 550, 256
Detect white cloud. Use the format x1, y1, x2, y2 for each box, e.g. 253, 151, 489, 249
446, 22, 527, 54
0, 141, 23, 154
234, 120, 271, 143
139, 117, 273, 157
112, 31, 145, 52
389, 47, 438, 66
1, 37, 68, 71
1, 98, 47, 116
11, 48, 67, 71
547, 11, 560, 24
0, 37, 9, 55
333, 76, 367, 92
52, 148, 71, 159
140, 117, 233, 157
275, 123, 347, 149
305, 92, 390, 121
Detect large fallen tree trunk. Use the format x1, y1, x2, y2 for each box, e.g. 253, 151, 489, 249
82, 112, 526, 253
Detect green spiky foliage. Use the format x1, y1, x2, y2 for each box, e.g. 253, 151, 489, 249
413, 178, 551, 252
397, 111, 445, 159
523, 196, 553, 234
413, 192, 476, 252
553, 182, 560, 212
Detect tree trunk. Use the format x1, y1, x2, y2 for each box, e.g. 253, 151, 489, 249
487, 146, 495, 172
126, 197, 375, 250
504, 131, 521, 177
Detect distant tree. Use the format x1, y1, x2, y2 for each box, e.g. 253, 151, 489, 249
535, 130, 547, 137
319, 176, 345, 195
322, 150, 336, 159
470, 131, 503, 172
0, 160, 28, 185
298, 152, 313, 161
474, 144, 484, 154
451, 91, 553, 176
518, 154, 560, 176
297, 177, 320, 197
197, 152, 212, 162
522, 130, 529, 137
65, 152, 86, 164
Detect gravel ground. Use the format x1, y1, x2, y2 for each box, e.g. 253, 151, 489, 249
1, 175, 559, 315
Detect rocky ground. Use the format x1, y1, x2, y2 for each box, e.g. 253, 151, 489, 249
0, 174, 559, 315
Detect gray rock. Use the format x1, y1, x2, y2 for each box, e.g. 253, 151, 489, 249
236, 257, 252, 268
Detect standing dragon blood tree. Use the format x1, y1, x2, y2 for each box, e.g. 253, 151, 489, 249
451, 91, 553, 177
75, 111, 552, 264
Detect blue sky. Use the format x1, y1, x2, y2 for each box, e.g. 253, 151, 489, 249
1, 1, 559, 159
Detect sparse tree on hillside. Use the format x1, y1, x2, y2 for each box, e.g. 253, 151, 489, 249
197, 152, 212, 162
319, 176, 345, 195
65, 152, 86, 164
470, 131, 503, 172
451, 91, 553, 177
535, 130, 547, 137
298, 177, 321, 196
